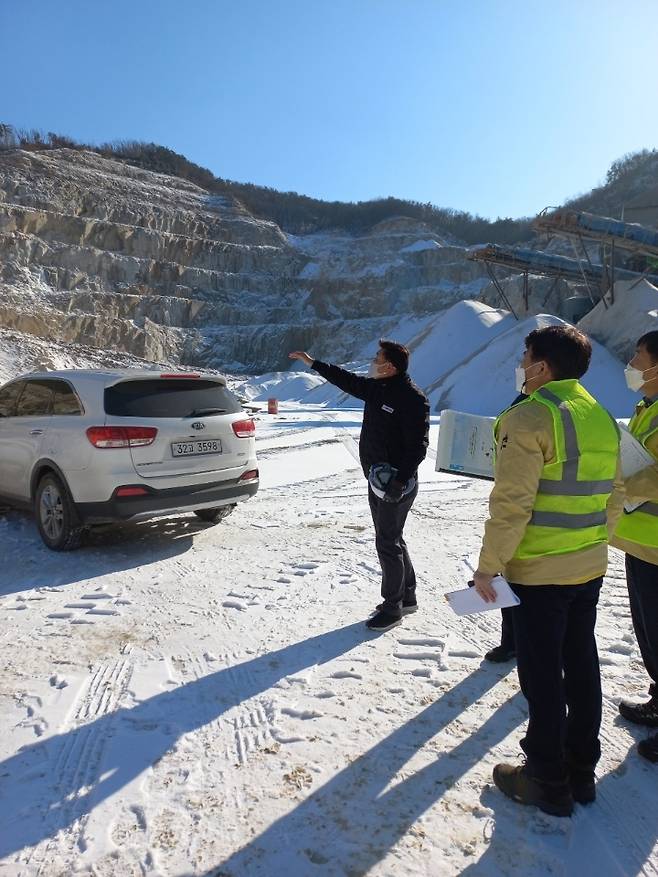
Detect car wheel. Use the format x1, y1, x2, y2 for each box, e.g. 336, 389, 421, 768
193, 504, 236, 524
35, 473, 84, 551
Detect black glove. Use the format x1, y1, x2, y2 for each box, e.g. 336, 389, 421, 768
382, 479, 405, 503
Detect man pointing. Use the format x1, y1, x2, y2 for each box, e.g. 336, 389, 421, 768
289, 341, 430, 632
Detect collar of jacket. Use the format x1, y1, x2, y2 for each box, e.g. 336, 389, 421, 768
380, 372, 408, 386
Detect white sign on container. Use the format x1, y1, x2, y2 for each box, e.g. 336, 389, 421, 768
436, 409, 495, 480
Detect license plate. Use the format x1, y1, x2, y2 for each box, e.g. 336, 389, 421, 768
171, 440, 222, 457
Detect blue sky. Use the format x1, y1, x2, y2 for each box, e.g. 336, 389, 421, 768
2, 0, 658, 219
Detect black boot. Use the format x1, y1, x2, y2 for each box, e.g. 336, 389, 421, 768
375, 599, 417, 615
493, 763, 573, 817
365, 610, 402, 632
485, 644, 516, 663
618, 696, 658, 727
638, 733, 658, 763
569, 767, 596, 804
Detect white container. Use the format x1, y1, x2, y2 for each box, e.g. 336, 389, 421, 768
436, 409, 495, 480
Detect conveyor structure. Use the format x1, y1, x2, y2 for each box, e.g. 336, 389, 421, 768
467, 243, 658, 318
534, 209, 658, 258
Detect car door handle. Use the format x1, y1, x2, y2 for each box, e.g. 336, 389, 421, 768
29, 429, 44, 436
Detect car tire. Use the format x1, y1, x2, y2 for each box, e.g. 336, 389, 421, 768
35, 473, 84, 551
193, 504, 236, 524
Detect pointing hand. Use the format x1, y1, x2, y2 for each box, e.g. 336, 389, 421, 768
289, 351, 313, 367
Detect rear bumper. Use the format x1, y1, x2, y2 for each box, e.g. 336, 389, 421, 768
75, 476, 259, 523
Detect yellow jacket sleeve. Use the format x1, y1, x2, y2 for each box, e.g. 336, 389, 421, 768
623, 432, 658, 501
606, 457, 626, 538
477, 404, 548, 575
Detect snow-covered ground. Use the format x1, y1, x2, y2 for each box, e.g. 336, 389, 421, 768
1, 404, 657, 876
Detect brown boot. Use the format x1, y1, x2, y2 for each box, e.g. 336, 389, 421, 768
493, 762, 573, 817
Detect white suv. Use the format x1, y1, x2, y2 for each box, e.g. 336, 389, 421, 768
0, 369, 259, 550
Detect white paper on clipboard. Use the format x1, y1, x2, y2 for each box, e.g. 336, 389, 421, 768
619, 424, 655, 479
445, 575, 520, 616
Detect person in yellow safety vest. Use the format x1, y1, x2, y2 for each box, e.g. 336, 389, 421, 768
473, 324, 623, 818
612, 330, 658, 764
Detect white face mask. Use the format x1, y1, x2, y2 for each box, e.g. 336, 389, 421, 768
514, 366, 526, 394
515, 361, 544, 394
625, 363, 658, 392
368, 361, 389, 379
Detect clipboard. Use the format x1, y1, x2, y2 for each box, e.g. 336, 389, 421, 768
446, 575, 520, 616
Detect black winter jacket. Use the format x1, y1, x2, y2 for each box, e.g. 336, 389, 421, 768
312, 361, 430, 483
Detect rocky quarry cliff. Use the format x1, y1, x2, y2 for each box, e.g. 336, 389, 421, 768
1, 147, 580, 374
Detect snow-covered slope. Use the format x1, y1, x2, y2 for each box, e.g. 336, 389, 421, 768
236, 302, 515, 407
236, 302, 636, 417
406, 301, 514, 391
427, 313, 636, 416
580, 278, 658, 363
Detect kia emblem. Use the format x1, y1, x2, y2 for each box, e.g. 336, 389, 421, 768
191, 421, 205, 431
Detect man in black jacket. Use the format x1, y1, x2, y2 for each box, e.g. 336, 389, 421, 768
289, 340, 430, 632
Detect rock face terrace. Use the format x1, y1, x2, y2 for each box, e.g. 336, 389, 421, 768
0, 148, 492, 372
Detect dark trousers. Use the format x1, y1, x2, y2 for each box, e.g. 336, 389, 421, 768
499, 607, 516, 651
510, 578, 603, 781
626, 553, 658, 698
368, 483, 418, 618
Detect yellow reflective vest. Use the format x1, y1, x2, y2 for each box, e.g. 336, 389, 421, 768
613, 398, 658, 553
493, 380, 620, 564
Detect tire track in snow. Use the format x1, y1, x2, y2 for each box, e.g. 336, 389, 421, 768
23, 657, 134, 876
151, 646, 278, 837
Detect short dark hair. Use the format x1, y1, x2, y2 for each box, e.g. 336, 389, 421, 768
525, 325, 592, 380
379, 339, 409, 374
638, 331, 658, 362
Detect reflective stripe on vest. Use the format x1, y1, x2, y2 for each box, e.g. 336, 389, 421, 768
530, 510, 607, 528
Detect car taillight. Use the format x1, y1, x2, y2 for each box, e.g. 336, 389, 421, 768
116, 486, 149, 497
239, 469, 259, 481
232, 419, 255, 438
86, 426, 158, 448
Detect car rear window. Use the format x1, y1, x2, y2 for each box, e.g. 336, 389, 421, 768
104, 379, 242, 418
